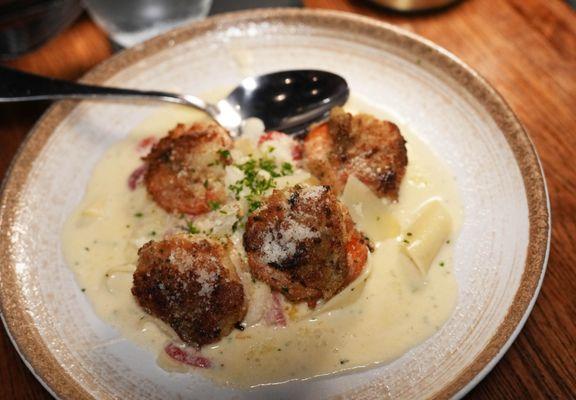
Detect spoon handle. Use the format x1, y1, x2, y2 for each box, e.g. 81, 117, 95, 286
0, 66, 209, 111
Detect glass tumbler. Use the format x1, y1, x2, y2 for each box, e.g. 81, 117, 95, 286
83, 0, 212, 47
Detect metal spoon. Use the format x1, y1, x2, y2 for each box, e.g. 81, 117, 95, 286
0, 67, 349, 137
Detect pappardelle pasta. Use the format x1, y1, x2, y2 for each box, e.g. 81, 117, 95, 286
402, 200, 453, 275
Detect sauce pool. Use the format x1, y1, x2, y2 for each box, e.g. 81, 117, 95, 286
62, 94, 462, 388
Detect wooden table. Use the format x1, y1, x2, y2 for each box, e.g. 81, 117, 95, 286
1, 0, 575, 398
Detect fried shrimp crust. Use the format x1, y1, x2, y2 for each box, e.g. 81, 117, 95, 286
243, 185, 369, 304
132, 235, 247, 346
304, 107, 407, 200
144, 123, 232, 215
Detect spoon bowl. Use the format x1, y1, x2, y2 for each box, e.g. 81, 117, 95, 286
221, 70, 349, 136
0, 66, 349, 137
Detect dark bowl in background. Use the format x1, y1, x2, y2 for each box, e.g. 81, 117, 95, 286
0, 0, 83, 59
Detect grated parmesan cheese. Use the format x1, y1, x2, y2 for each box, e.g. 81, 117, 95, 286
168, 247, 220, 297
300, 186, 326, 202
168, 247, 196, 272
196, 268, 217, 297
260, 218, 319, 265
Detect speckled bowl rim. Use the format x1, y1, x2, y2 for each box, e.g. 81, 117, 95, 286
0, 8, 550, 400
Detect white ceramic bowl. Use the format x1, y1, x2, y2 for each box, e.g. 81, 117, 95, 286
0, 9, 549, 400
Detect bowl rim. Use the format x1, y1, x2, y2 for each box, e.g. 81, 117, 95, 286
0, 8, 550, 400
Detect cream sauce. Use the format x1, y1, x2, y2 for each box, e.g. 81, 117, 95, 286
62, 94, 462, 388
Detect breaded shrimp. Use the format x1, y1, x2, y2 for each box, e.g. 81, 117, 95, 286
304, 107, 407, 200
144, 122, 232, 215
243, 185, 368, 304
132, 235, 246, 346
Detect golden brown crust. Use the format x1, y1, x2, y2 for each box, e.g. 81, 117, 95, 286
303, 107, 408, 200
243, 185, 368, 304
144, 122, 232, 215
132, 235, 246, 346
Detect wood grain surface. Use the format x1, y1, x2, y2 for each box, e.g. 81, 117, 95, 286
0, 0, 575, 398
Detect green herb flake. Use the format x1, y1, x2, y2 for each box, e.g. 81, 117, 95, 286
439, 261, 445, 267
339, 359, 349, 365
150, 231, 156, 236
208, 200, 221, 211
203, 180, 209, 188
228, 156, 295, 216
187, 221, 200, 234
81, 288, 86, 292
134, 212, 144, 218
407, 232, 413, 237
217, 149, 231, 159
281, 162, 293, 175
248, 199, 261, 213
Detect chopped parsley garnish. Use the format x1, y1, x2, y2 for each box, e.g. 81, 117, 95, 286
203, 180, 209, 188
229, 156, 294, 213
134, 212, 143, 218
439, 261, 445, 267
208, 149, 232, 166
208, 200, 221, 211
281, 162, 293, 175
248, 199, 261, 212
187, 221, 200, 234
217, 149, 231, 159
